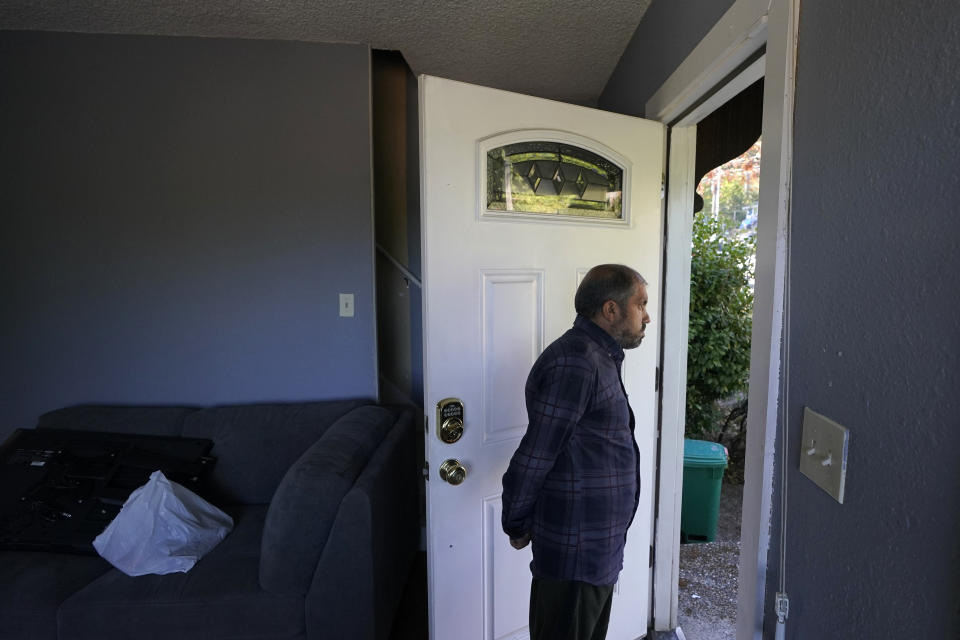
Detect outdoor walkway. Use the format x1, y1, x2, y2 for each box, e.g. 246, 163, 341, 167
677, 481, 743, 640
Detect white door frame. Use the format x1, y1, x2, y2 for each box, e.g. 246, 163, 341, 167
645, 0, 800, 638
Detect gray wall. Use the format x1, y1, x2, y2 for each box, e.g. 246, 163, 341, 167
770, 1, 960, 636
600, 0, 960, 637
600, 0, 736, 115
0, 32, 377, 441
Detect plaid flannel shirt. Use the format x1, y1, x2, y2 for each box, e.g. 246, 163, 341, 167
501, 314, 641, 587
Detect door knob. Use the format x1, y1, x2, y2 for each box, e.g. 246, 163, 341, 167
439, 459, 467, 485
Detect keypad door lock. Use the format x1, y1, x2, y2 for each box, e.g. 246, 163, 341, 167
436, 397, 465, 444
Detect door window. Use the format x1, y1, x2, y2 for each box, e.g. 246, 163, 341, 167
485, 141, 624, 219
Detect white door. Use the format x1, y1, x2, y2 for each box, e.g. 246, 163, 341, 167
421, 75, 664, 640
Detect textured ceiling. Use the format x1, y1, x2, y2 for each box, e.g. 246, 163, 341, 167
0, 0, 652, 105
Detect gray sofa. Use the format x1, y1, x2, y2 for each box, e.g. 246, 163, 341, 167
0, 400, 418, 640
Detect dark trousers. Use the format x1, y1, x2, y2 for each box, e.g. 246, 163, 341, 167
529, 577, 615, 640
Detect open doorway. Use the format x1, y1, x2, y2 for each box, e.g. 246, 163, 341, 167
677, 76, 762, 635
648, 1, 799, 637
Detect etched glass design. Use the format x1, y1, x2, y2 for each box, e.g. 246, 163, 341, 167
486, 142, 623, 219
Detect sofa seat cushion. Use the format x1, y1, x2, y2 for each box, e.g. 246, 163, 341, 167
180, 400, 370, 505
57, 505, 304, 640
0, 552, 111, 640
259, 405, 397, 594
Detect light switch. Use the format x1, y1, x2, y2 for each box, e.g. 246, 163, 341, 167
799, 407, 849, 503
339, 293, 355, 318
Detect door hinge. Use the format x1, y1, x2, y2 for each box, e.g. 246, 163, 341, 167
655, 366, 661, 392
422, 460, 429, 482
660, 173, 666, 200
649, 545, 655, 568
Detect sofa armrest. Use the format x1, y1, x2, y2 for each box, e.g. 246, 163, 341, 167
260, 405, 395, 594
304, 410, 417, 640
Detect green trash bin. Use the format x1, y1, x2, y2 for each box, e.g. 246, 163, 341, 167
680, 439, 728, 543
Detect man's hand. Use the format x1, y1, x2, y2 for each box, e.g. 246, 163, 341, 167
509, 533, 531, 550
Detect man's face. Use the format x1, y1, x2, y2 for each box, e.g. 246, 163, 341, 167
610, 282, 650, 350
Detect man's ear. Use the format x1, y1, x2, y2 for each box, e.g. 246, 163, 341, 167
601, 299, 620, 321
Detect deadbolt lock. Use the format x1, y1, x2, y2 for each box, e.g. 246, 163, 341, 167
436, 397, 465, 444
440, 417, 463, 444
439, 459, 467, 485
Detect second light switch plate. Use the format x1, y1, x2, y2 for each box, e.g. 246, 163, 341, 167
799, 407, 850, 503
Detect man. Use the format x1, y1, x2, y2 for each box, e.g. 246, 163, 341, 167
501, 264, 651, 640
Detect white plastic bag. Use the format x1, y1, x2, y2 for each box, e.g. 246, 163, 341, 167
93, 470, 233, 576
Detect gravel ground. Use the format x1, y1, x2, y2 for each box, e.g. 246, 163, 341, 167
677, 481, 743, 640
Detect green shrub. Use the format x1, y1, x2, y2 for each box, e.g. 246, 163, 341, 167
686, 211, 755, 437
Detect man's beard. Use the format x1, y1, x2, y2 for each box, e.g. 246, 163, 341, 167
613, 321, 644, 350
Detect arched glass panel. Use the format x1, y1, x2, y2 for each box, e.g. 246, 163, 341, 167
486, 141, 623, 219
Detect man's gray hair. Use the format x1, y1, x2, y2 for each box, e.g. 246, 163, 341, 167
574, 264, 646, 318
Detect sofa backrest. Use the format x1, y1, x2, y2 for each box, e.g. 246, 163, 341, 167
34, 399, 372, 505
36, 406, 193, 436
180, 400, 369, 505
258, 405, 398, 595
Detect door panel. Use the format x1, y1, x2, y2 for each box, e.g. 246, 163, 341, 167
421, 75, 664, 640
481, 270, 543, 444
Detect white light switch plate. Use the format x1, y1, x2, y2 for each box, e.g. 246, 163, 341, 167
339, 293, 355, 317
799, 407, 849, 503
